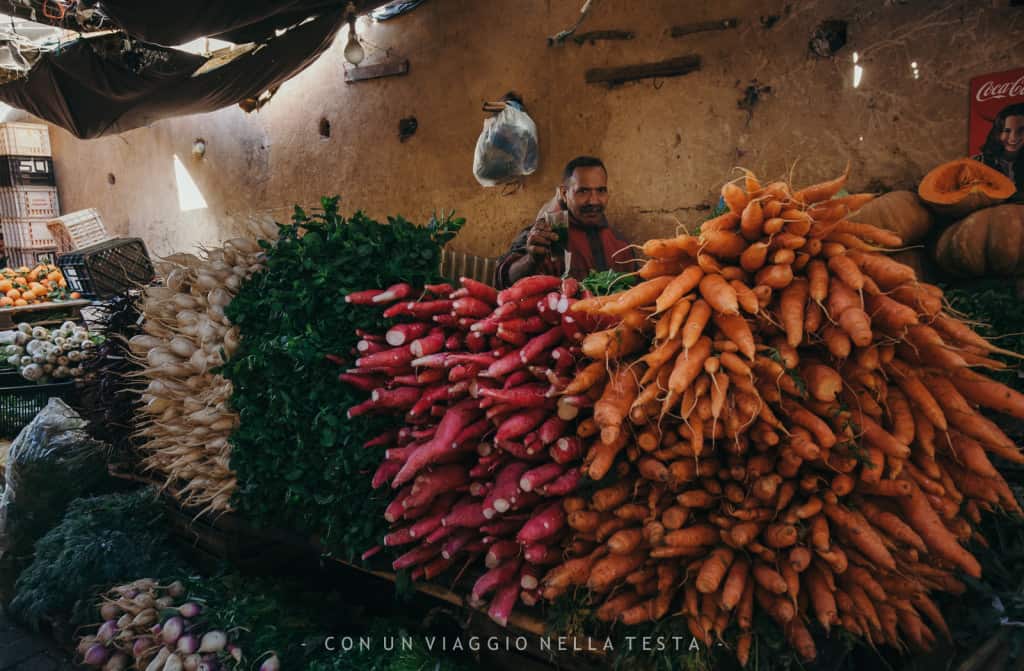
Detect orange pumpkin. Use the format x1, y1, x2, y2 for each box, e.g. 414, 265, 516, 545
918, 158, 1016, 218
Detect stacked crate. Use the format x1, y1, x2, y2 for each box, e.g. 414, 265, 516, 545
0, 123, 59, 269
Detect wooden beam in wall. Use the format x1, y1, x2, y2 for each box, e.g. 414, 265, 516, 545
670, 18, 739, 38
585, 54, 701, 87
345, 59, 410, 83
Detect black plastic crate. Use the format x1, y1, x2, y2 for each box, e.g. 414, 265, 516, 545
57, 237, 154, 299
0, 369, 76, 438
0, 155, 55, 187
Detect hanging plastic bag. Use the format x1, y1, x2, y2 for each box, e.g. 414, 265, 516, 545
473, 100, 539, 187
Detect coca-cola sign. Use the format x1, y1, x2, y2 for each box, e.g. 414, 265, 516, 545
975, 75, 1024, 102
969, 67, 1024, 159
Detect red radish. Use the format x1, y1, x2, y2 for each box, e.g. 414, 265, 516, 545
356, 339, 387, 354
407, 329, 444, 355
496, 408, 547, 443
487, 579, 521, 627
356, 346, 413, 369
384, 526, 415, 546
520, 589, 541, 607
425, 283, 453, 296
406, 464, 469, 508
386, 322, 430, 347
383, 299, 453, 319
372, 460, 402, 488
486, 539, 521, 568
162, 616, 184, 645
364, 431, 398, 449
499, 440, 548, 462
361, 545, 382, 560
423, 555, 458, 580
449, 364, 482, 383
484, 462, 531, 518
502, 370, 533, 390
446, 353, 500, 368
483, 349, 527, 379
478, 384, 549, 408
550, 437, 584, 464
442, 529, 475, 558
538, 292, 562, 324
470, 318, 500, 335
499, 316, 547, 334
325, 353, 346, 366
470, 453, 507, 479
337, 373, 383, 392
539, 417, 569, 445
433, 314, 458, 328
465, 332, 488, 352
499, 276, 563, 305
385, 487, 413, 523
520, 463, 567, 492
453, 418, 491, 448
371, 386, 420, 409
457, 317, 478, 330
460, 277, 499, 304
444, 334, 463, 351
392, 543, 440, 570
472, 557, 523, 599
411, 353, 448, 368
410, 495, 456, 538
417, 368, 445, 384
453, 297, 493, 318
426, 523, 456, 544
442, 498, 488, 528
259, 655, 281, 671
557, 395, 592, 420
481, 515, 527, 536
373, 282, 414, 303
408, 385, 450, 417
524, 543, 561, 566
496, 329, 528, 346
517, 501, 566, 543
487, 403, 516, 423
538, 468, 582, 495
345, 289, 385, 304
520, 327, 564, 364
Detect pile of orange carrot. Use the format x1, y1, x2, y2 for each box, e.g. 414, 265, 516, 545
539, 167, 1024, 664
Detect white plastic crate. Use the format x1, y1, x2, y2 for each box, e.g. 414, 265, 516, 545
1, 218, 57, 249
0, 123, 52, 157
0, 186, 59, 220
46, 208, 108, 253
3, 246, 58, 270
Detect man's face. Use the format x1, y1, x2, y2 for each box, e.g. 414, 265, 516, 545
562, 166, 610, 226
1000, 115, 1024, 158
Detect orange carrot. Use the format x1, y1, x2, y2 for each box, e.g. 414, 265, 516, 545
701, 211, 741, 233
601, 276, 674, 315
779, 278, 809, 347
713, 312, 756, 361
722, 182, 749, 213
587, 552, 647, 593
682, 299, 713, 349
753, 563, 788, 594
668, 336, 713, 394
740, 199, 764, 240
899, 481, 981, 578
562, 361, 607, 395
828, 254, 864, 291
740, 242, 770, 273
699, 273, 740, 314
582, 326, 645, 360
951, 367, 1024, 420
721, 557, 750, 609
642, 235, 700, 259
666, 298, 693, 341
701, 230, 747, 259
793, 166, 849, 205
731, 280, 760, 314
665, 524, 721, 547
655, 266, 704, 314
696, 546, 735, 593
637, 256, 686, 279
755, 264, 794, 289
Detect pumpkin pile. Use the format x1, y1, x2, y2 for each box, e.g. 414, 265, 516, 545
536, 167, 1023, 665
0, 263, 78, 306
918, 158, 1023, 277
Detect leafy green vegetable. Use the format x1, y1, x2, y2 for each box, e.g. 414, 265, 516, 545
222, 197, 462, 561
9, 488, 188, 631
942, 280, 1024, 391
582, 269, 637, 296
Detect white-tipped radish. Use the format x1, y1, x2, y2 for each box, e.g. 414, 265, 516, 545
83, 643, 110, 667
197, 630, 226, 654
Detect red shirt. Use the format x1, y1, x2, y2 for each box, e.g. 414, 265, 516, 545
494, 200, 634, 289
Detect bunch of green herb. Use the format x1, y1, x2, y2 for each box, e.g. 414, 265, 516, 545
9, 488, 188, 631
582, 269, 637, 296
221, 197, 462, 561
942, 280, 1024, 391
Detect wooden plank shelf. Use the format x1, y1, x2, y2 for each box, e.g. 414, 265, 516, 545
0, 299, 91, 329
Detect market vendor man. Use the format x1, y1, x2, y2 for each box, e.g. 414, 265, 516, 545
495, 156, 635, 288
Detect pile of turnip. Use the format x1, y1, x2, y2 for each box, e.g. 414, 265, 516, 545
129, 229, 274, 515
0, 321, 100, 382
76, 578, 278, 671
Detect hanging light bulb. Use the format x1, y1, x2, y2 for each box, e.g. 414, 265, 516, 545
343, 3, 365, 66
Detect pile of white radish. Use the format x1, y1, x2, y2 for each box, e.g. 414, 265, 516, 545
0, 320, 101, 382
76, 577, 278, 671
129, 231, 274, 515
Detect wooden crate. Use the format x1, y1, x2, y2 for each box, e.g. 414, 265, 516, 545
0, 298, 91, 330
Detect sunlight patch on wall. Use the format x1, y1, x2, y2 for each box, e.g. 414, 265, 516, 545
173, 155, 208, 212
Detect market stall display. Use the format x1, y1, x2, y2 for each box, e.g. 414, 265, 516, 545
846, 190, 934, 245
935, 204, 1024, 276
0, 263, 78, 306
129, 232, 272, 515
1, 320, 101, 382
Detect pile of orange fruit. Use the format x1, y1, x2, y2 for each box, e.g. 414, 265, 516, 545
0, 264, 80, 307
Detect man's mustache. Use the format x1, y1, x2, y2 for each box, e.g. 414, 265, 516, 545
581, 205, 604, 213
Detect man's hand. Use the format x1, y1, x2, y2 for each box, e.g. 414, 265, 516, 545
526, 220, 559, 260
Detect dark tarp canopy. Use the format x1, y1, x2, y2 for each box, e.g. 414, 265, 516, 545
1, 0, 391, 45
0, 10, 345, 138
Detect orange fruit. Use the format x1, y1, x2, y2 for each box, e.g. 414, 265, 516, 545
47, 270, 61, 282
28, 282, 43, 293
6, 289, 19, 300
0, 280, 11, 293
0, 297, 12, 307
14, 299, 27, 306
58, 278, 67, 288
70, 292, 81, 300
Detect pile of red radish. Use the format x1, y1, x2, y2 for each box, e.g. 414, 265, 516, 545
340, 275, 599, 625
